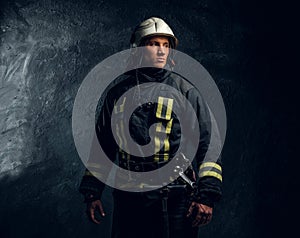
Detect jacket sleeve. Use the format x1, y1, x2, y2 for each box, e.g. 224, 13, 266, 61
78, 89, 118, 202
185, 88, 223, 207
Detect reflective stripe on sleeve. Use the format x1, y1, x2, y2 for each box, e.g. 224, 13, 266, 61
199, 162, 222, 172
199, 162, 222, 182
84, 170, 104, 179
199, 171, 222, 182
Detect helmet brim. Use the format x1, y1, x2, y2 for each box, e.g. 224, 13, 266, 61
139, 33, 178, 48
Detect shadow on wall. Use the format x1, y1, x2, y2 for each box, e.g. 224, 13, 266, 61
0, 160, 114, 238
0, 1, 118, 237
0, 25, 115, 238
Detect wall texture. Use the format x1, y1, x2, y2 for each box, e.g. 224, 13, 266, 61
0, 0, 296, 237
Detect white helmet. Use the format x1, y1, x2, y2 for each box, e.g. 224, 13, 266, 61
130, 17, 178, 48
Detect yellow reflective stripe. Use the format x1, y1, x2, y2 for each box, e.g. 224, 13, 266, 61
156, 97, 164, 118
154, 136, 160, 162
155, 119, 173, 134
163, 153, 169, 161
199, 171, 222, 182
163, 137, 170, 161
156, 122, 162, 132
115, 123, 123, 151
156, 97, 174, 120
165, 119, 173, 134
154, 97, 173, 162
113, 99, 117, 113
84, 170, 92, 176
114, 97, 126, 113
116, 119, 129, 160
84, 170, 103, 179
119, 97, 126, 112
118, 147, 126, 159
87, 163, 101, 169
119, 120, 130, 160
165, 98, 173, 120
120, 120, 128, 151
164, 137, 170, 152
199, 162, 222, 172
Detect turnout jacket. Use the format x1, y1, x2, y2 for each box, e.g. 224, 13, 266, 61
79, 68, 222, 207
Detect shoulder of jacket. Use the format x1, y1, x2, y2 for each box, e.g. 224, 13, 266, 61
109, 73, 133, 90
103, 72, 135, 98
169, 72, 194, 95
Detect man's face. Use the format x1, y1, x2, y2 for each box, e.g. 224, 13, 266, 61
142, 36, 170, 68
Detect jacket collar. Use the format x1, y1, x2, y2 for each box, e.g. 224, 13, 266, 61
136, 67, 171, 82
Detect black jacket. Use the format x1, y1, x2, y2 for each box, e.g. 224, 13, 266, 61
79, 68, 222, 207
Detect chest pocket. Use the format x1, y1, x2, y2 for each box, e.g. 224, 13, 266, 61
154, 96, 174, 162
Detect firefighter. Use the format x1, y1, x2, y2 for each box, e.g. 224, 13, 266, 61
79, 17, 222, 238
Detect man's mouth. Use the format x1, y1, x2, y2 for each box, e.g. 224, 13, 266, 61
156, 58, 165, 63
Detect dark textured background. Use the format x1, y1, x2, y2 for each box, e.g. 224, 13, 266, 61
0, 0, 297, 237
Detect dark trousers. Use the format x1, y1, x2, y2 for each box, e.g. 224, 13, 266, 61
111, 188, 199, 238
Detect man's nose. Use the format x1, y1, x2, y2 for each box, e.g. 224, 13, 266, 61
157, 45, 166, 55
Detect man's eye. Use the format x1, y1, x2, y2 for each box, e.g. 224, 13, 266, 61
148, 42, 155, 46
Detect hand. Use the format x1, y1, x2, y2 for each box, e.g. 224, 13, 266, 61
186, 202, 213, 227
86, 200, 105, 224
